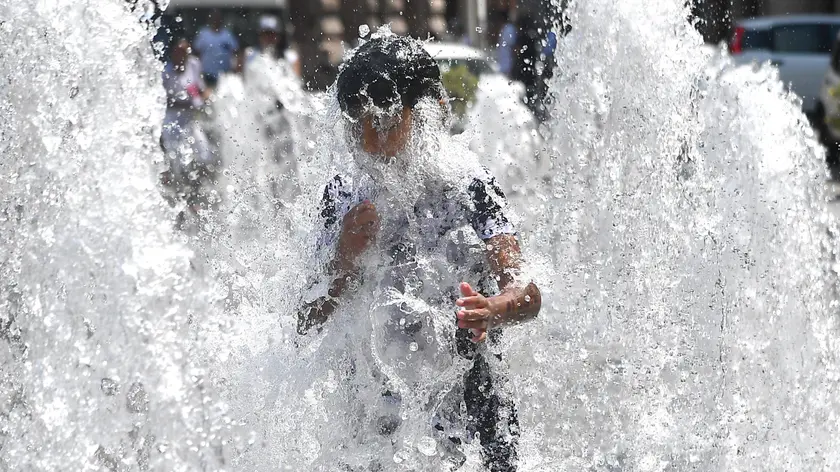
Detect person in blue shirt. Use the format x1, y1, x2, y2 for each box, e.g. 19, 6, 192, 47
496, 11, 518, 77
159, 38, 212, 211
193, 9, 238, 86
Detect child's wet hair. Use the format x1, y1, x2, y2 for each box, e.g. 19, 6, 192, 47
336, 35, 444, 120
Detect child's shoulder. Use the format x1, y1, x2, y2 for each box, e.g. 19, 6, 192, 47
439, 144, 499, 189
453, 165, 503, 194
320, 174, 376, 226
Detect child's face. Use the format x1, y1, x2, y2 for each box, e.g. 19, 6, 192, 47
360, 107, 413, 159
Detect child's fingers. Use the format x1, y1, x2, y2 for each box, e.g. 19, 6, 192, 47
345, 203, 378, 222
457, 309, 490, 321
471, 329, 487, 343
348, 207, 379, 228
458, 319, 487, 329
455, 296, 486, 308
459, 282, 478, 297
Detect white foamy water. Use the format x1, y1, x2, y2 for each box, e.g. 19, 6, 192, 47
4, 0, 840, 471
493, 2, 840, 470
0, 1, 235, 470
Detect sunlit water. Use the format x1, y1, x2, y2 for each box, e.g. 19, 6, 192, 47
0, 2, 231, 470
4, 0, 840, 471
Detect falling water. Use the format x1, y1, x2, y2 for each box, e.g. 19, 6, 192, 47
500, 2, 840, 470
0, 1, 235, 470
192, 52, 320, 286
4, 0, 840, 470
466, 75, 544, 236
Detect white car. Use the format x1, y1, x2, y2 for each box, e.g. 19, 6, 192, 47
730, 15, 840, 119
820, 31, 840, 156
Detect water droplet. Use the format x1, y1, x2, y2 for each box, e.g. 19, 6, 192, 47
524, 295, 531, 302
475, 27, 483, 33
126, 382, 149, 413
417, 436, 437, 456
409, 342, 418, 352
359, 24, 370, 38
100, 378, 119, 396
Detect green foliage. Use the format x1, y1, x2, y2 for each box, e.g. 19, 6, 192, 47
441, 64, 479, 118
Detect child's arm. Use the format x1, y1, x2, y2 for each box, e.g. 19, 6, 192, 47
296, 201, 379, 334
296, 264, 357, 335
456, 234, 541, 343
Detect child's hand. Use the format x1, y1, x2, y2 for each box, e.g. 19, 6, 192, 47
336, 201, 379, 271
456, 282, 493, 343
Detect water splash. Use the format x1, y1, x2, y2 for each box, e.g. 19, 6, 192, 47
5, 0, 840, 470
0, 2, 232, 470
466, 74, 544, 231
500, 1, 840, 470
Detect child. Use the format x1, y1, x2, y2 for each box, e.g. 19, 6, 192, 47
297, 34, 541, 471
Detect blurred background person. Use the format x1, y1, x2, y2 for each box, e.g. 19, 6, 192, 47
512, 13, 556, 120
161, 38, 205, 157
193, 9, 239, 87
496, 9, 517, 77
245, 15, 296, 72
160, 38, 212, 208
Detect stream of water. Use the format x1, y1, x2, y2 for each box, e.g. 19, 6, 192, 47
3, 0, 840, 471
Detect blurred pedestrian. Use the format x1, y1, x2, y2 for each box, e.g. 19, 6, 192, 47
238, 15, 306, 201
193, 9, 239, 87
244, 15, 303, 78
161, 38, 205, 153
245, 17, 285, 64
512, 15, 538, 98
160, 39, 212, 204
512, 15, 553, 121
496, 10, 517, 77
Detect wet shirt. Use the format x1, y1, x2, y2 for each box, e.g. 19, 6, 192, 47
305, 167, 519, 455
310, 168, 515, 349
316, 169, 515, 256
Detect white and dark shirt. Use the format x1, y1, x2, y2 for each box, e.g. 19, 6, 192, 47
301, 166, 519, 452
306, 166, 516, 350
316, 168, 515, 255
